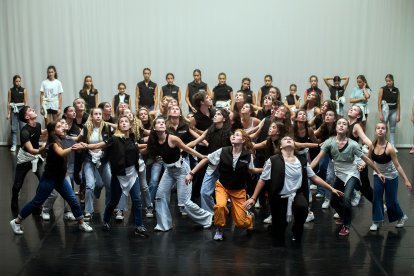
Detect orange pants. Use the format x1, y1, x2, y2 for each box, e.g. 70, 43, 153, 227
213, 181, 253, 230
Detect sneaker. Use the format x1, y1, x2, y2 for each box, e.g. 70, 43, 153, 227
102, 222, 110, 231
41, 211, 50, 221
64, 212, 76, 221
115, 210, 124, 221
322, 199, 330, 209
315, 193, 324, 198
263, 215, 272, 224
79, 222, 93, 232
213, 227, 224, 241
384, 204, 387, 213
333, 213, 340, 219
351, 192, 361, 207
84, 213, 92, 222
305, 211, 315, 223
335, 218, 343, 225
10, 145, 16, 152
254, 200, 261, 209
396, 215, 408, 228
338, 225, 350, 236
145, 207, 154, 218
410, 147, 414, 154
310, 184, 317, 190
134, 226, 149, 237
10, 219, 23, 235
247, 210, 255, 230
370, 223, 379, 231
181, 212, 188, 217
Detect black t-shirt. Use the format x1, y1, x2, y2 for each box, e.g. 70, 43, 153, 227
43, 142, 67, 181
329, 86, 345, 101
67, 123, 81, 137
20, 122, 41, 151
79, 89, 98, 112
74, 113, 89, 129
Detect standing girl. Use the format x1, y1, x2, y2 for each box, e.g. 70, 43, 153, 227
40, 65, 63, 125
79, 75, 99, 113
323, 75, 349, 117
185, 69, 211, 113
212, 72, 233, 109
349, 75, 371, 130
238, 77, 255, 105
257, 75, 273, 107
160, 73, 181, 107
7, 75, 27, 152
112, 82, 131, 116
304, 75, 323, 101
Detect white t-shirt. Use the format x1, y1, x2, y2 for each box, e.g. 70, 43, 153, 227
40, 79, 63, 110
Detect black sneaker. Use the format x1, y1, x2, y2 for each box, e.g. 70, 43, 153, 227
102, 222, 110, 231
134, 226, 149, 237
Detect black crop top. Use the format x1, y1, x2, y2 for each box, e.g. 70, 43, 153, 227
371, 142, 392, 164
158, 134, 181, 164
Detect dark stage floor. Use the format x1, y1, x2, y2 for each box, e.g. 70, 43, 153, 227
1, 147, 413, 275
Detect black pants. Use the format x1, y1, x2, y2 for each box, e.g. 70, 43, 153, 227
270, 192, 308, 241
359, 167, 373, 202
12, 160, 44, 199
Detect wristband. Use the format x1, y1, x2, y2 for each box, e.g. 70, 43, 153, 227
189, 171, 195, 176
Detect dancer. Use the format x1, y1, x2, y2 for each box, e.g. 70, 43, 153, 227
160, 73, 181, 106
245, 136, 342, 244
146, 117, 212, 231
284, 84, 300, 114
40, 65, 63, 125
378, 74, 400, 146
79, 75, 99, 112
369, 122, 412, 231
311, 118, 385, 236
185, 69, 211, 113
10, 120, 93, 235
257, 75, 273, 107
323, 75, 349, 117
7, 75, 27, 152
212, 72, 233, 109
186, 129, 262, 241
238, 77, 255, 105
136, 68, 158, 112
349, 75, 371, 130
112, 82, 131, 116
304, 75, 323, 101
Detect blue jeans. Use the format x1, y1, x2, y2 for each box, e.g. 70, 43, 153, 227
200, 169, 219, 214
384, 109, 397, 145
83, 159, 111, 214
372, 175, 404, 223
19, 176, 83, 220
316, 154, 334, 197
147, 159, 164, 203
103, 174, 143, 227
10, 108, 25, 146
330, 176, 360, 226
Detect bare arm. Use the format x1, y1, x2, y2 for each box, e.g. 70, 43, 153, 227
85, 141, 107, 150
6, 89, 11, 119
378, 88, 384, 121
253, 140, 267, 150
58, 93, 62, 115
154, 85, 159, 111
388, 146, 412, 189
257, 89, 262, 107
135, 84, 140, 113
323, 77, 332, 88
177, 88, 182, 108
244, 179, 266, 209
24, 141, 46, 155
185, 158, 209, 184
186, 129, 207, 148
310, 150, 326, 169
309, 175, 343, 197
342, 76, 350, 90
171, 135, 205, 160
353, 124, 373, 149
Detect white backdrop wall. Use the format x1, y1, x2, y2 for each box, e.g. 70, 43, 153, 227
1, 0, 413, 145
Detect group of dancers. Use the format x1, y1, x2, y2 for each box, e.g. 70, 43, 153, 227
6, 66, 413, 244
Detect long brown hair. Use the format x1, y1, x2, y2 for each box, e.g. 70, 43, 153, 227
234, 129, 254, 154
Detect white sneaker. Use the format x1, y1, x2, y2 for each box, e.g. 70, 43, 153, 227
83, 213, 92, 222
115, 210, 124, 221
254, 200, 261, 209
396, 215, 408, 228
263, 215, 272, 224
315, 193, 324, 198
10, 145, 16, 152
145, 207, 154, 218
79, 222, 93, 232
322, 199, 330, 209
41, 211, 50, 221
351, 192, 361, 207
333, 213, 340, 219
370, 223, 379, 231
64, 212, 76, 221
10, 219, 24, 235
306, 211, 315, 222
384, 204, 387, 213
310, 184, 317, 190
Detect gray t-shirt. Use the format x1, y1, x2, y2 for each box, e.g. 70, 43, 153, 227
321, 137, 363, 162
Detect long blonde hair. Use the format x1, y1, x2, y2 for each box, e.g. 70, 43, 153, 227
84, 107, 106, 142
113, 115, 131, 138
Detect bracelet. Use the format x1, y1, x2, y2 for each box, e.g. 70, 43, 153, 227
189, 171, 195, 176
251, 197, 256, 202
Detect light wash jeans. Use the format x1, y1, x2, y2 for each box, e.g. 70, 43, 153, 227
148, 159, 164, 203
316, 155, 335, 199
372, 175, 404, 223
154, 160, 212, 231
200, 169, 219, 214
10, 108, 25, 146
19, 176, 83, 220
83, 159, 111, 214
384, 108, 397, 146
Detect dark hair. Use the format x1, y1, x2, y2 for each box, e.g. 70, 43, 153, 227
193, 69, 201, 76
264, 75, 273, 81
385, 74, 394, 82
318, 112, 338, 141
63, 105, 74, 114
118, 82, 126, 89
231, 111, 243, 132
265, 122, 287, 158
206, 109, 231, 146
302, 90, 321, 109
240, 77, 251, 91
351, 105, 363, 122
293, 109, 310, 139
166, 73, 175, 79
241, 103, 256, 117
46, 120, 63, 147
309, 75, 318, 82
81, 75, 95, 95
46, 65, 58, 79
18, 106, 30, 123
322, 100, 337, 113
218, 72, 226, 78
289, 84, 297, 90
13, 75, 21, 86
143, 68, 151, 74
269, 86, 282, 101
333, 76, 341, 83
98, 102, 110, 110
193, 91, 208, 109
357, 75, 370, 89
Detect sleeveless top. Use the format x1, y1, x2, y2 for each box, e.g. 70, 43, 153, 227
371, 142, 397, 179
158, 134, 181, 164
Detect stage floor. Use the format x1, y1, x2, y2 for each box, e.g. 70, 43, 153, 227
1, 147, 413, 275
